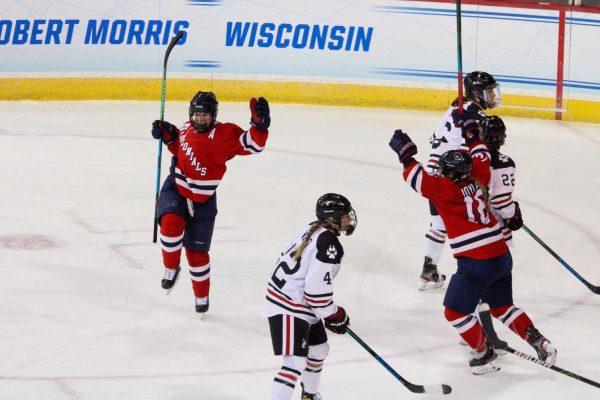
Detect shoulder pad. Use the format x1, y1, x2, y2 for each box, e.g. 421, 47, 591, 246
491, 151, 515, 169
315, 230, 344, 264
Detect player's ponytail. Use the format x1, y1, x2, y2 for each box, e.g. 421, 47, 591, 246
292, 222, 323, 262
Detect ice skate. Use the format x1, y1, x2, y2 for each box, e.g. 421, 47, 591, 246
526, 326, 557, 366
419, 257, 446, 291
161, 267, 181, 294
195, 296, 209, 317
300, 383, 323, 400
469, 343, 500, 375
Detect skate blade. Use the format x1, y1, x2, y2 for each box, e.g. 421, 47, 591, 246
471, 362, 501, 375
163, 275, 181, 296
197, 312, 207, 321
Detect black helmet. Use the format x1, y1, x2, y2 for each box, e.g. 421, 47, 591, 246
438, 150, 473, 182
480, 116, 506, 151
464, 71, 501, 109
189, 91, 218, 131
316, 193, 357, 236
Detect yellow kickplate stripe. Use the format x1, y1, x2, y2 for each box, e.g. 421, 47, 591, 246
1, 77, 598, 123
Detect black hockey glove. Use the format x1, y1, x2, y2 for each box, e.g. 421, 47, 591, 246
389, 129, 418, 165
324, 306, 350, 335
506, 201, 523, 231
250, 97, 270, 131
451, 108, 480, 143
151, 120, 179, 145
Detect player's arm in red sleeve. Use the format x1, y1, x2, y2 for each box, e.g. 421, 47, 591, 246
468, 137, 491, 186
389, 130, 438, 201
235, 97, 270, 156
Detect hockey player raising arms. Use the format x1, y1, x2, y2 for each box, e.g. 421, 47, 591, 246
388, 119, 556, 374
264, 194, 357, 400
151, 91, 270, 314
420, 71, 500, 289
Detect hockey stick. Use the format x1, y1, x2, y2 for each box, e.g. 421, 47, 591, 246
522, 224, 600, 294
153, 31, 184, 243
455, 0, 464, 113
346, 327, 452, 395
505, 345, 600, 389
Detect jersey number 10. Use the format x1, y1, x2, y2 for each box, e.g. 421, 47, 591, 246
463, 189, 490, 225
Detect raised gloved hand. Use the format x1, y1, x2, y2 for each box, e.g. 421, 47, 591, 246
324, 306, 350, 335
151, 120, 179, 145
506, 201, 523, 231
389, 129, 418, 163
250, 97, 270, 131
451, 108, 480, 140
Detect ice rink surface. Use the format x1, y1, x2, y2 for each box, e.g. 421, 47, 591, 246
0, 101, 599, 400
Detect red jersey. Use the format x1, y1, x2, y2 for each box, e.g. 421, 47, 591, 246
167, 121, 268, 203
403, 138, 508, 260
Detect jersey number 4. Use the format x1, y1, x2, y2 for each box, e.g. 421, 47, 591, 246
463, 189, 490, 224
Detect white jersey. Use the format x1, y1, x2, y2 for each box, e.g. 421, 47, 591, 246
489, 151, 517, 245
263, 224, 343, 325
427, 101, 486, 173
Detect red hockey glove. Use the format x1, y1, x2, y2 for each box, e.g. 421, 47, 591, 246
151, 120, 179, 145
324, 306, 350, 335
249, 97, 270, 131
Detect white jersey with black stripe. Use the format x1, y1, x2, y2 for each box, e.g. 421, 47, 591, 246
489, 151, 517, 245
427, 102, 486, 173
263, 224, 343, 325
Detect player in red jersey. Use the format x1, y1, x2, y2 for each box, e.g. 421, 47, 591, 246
388, 113, 556, 374
151, 91, 270, 315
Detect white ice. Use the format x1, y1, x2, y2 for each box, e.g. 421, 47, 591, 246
0, 101, 599, 400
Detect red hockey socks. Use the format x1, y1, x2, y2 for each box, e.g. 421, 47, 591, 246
187, 250, 210, 298
159, 213, 185, 269
491, 305, 533, 339
445, 307, 487, 351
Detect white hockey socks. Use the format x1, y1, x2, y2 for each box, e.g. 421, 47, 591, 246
272, 355, 306, 400
423, 215, 447, 264
302, 343, 329, 394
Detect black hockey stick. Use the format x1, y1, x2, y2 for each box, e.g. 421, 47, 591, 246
153, 31, 184, 243
346, 327, 452, 395
505, 345, 600, 389
522, 224, 600, 294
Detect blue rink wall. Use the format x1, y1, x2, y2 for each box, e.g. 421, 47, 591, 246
1, 0, 599, 122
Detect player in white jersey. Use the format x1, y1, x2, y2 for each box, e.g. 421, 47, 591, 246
264, 193, 357, 400
421, 71, 502, 290
480, 116, 523, 241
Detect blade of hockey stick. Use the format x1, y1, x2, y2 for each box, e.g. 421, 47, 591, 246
346, 328, 452, 395
505, 346, 600, 389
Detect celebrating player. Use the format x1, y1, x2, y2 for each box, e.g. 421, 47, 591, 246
420, 71, 501, 289
388, 122, 556, 375
151, 91, 270, 314
264, 193, 357, 400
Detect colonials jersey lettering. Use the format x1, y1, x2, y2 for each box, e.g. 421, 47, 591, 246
403, 138, 508, 260
166, 121, 268, 203
263, 225, 344, 324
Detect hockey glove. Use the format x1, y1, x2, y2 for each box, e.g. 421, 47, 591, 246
506, 201, 523, 231
389, 129, 418, 164
250, 97, 270, 131
151, 120, 179, 145
324, 306, 349, 335
451, 108, 480, 142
